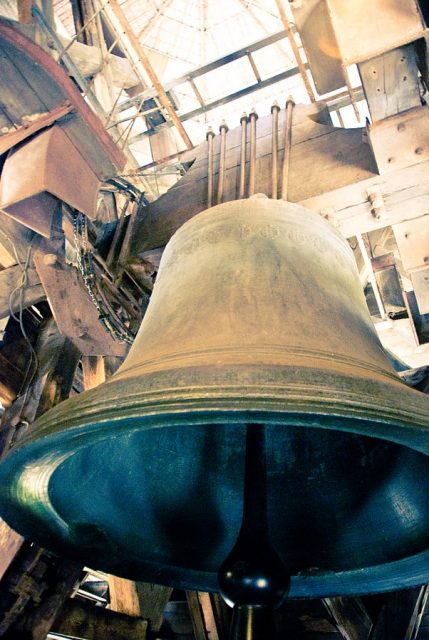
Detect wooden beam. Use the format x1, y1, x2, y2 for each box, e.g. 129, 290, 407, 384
0, 265, 45, 320
135, 583, 172, 635
186, 591, 229, 640
17, 0, 32, 24
323, 597, 372, 640
273, 0, 316, 102
0, 102, 74, 156
82, 355, 106, 390
0, 519, 24, 582
358, 45, 421, 123
371, 586, 429, 640
106, 0, 193, 150
52, 598, 148, 639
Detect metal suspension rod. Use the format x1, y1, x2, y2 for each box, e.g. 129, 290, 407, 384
239, 113, 248, 199
248, 109, 258, 197
217, 121, 228, 205
207, 127, 215, 208
271, 101, 280, 200
281, 96, 294, 201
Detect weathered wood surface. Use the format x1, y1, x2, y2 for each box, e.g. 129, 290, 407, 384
0, 18, 126, 179
359, 45, 421, 123
370, 586, 428, 640
186, 591, 229, 640
368, 106, 429, 175
135, 583, 173, 635
52, 599, 148, 639
300, 160, 429, 240
33, 253, 126, 356
129, 102, 377, 254
326, 0, 426, 65
0, 102, 74, 156
0, 264, 44, 319
323, 597, 372, 640
0, 519, 24, 582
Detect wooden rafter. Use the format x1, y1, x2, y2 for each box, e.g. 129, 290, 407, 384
106, 0, 193, 150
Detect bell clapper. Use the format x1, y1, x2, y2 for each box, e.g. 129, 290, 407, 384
218, 424, 290, 639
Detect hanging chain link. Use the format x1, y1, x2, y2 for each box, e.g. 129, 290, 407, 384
73, 211, 134, 344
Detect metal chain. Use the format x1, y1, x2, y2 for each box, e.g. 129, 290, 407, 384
73, 211, 134, 344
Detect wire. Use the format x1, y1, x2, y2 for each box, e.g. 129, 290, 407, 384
0, 215, 39, 408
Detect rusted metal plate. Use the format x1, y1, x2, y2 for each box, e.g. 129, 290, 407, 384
411, 267, 429, 314
367, 106, 429, 175
326, 0, 426, 65
0, 125, 100, 236
393, 216, 429, 271
34, 254, 126, 356
291, 0, 344, 95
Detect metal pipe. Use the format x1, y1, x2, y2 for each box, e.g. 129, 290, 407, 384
239, 113, 248, 199
271, 101, 280, 199
217, 121, 228, 205
248, 109, 258, 197
356, 233, 386, 319
281, 96, 294, 201
206, 127, 215, 208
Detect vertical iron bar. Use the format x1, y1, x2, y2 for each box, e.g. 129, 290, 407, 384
239, 113, 248, 199
271, 102, 280, 199
281, 97, 294, 201
248, 109, 258, 197
217, 121, 228, 205
207, 127, 215, 209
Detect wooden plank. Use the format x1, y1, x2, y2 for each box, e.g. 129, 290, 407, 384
107, 0, 193, 150
368, 106, 429, 174
108, 576, 141, 618
323, 597, 372, 640
359, 45, 421, 122
299, 160, 429, 239
135, 583, 172, 635
0, 20, 126, 179
291, 0, 344, 95
326, 0, 426, 65
53, 599, 147, 640
371, 587, 427, 640
17, 0, 32, 24
0, 102, 74, 155
393, 216, 429, 271
0, 519, 24, 582
82, 355, 106, 390
0, 264, 45, 320
410, 267, 429, 314
186, 591, 209, 640
33, 254, 126, 356
0, 43, 46, 126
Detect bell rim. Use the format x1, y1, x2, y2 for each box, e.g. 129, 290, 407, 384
2, 407, 429, 598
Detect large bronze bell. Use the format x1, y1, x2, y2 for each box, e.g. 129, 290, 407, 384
1, 197, 429, 623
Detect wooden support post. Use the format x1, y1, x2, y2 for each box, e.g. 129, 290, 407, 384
186, 591, 229, 640
82, 355, 106, 390
135, 583, 173, 635
370, 586, 429, 640
273, 0, 316, 102
17, 0, 32, 24
323, 597, 372, 640
52, 599, 148, 639
106, 0, 193, 150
